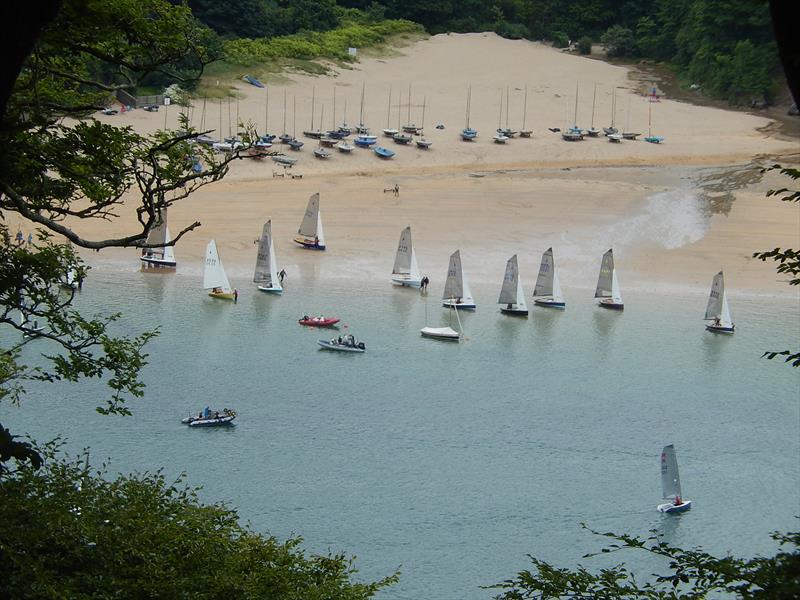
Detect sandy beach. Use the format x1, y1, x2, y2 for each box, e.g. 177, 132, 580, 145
28, 33, 800, 297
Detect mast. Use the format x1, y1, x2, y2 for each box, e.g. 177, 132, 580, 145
591, 83, 597, 128
421, 96, 427, 129
407, 82, 412, 126
292, 95, 296, 138
265, 87, 269, 134
498, 88, 503, 130
310, 86, 315, 130
573, 82, 579, 128
282, 90, 287, 135
386, 85, 392, 127
522, 85, 528, 130
465, 86, 471, 128
332, 86, 336, 130
359, 81, 365, 128
506, 85, 510, 130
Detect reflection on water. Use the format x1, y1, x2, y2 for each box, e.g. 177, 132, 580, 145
530, 305, 561, 343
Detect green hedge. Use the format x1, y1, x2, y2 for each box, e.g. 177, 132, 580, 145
223, 19, 423, 64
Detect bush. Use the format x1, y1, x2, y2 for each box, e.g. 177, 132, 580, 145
495, 21, 531, 40
601, 24, 636, 57
577, 36, 592, 54
551, 31, 570, 48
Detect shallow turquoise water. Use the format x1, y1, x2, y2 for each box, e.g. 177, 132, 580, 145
4, 268, 799, 599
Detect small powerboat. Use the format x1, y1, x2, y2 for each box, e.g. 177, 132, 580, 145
298, 315, 340, 327
318, 334, 365, 352
182, 408, 236, 427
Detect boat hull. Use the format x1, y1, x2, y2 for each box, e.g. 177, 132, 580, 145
500, 306, 528, 316
657, 500, 692, 513
186, 415, 236, 427
391, 276, 422, 288
442, 300, 476, 310
298, 317, 340, 327
598, 300, 624, 310
257, 285, 283, 294
534, 298, 566, 309
706, 324, 735, 334
208, 291, 235, 300
420, 326, 460, 341
318, 340, 365, 352
140, 257, 176, 268
293, 237, 325, 250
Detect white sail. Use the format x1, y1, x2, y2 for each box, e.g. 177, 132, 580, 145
443, 250, 464, 300
298, 193, 321, 239
499, 255, 524, 306
393, 226, 413, 275
705, 271, 724, 320
720, 289, 732, 325
534, 248, 555, 297
316, 209, 325, 247
410, 247, 420, 281
254, 221, 280, 290
515, 272, 527, 309
595, 249, 615, 298
163, 225, 175, 263
203, 239, 231, 291
552, 267, 564, 303
611, 268, 623, 304
660, 444, 683, 500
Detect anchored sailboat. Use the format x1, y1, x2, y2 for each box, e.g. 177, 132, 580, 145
498, 254, 528, 316
644, 98, 664, 144
140, 209, 176, 269
204, 239, 235, 300
595, 249, 624, 310
293, 193, 326, 250
704, 270, 735, 333
657, 444, 692, 513
421, 304, 462, 341
533, 248, 565, 309
442, 250, 476, 310
391, 226, 422, 287
461, 86, 477, 141
254, 220, 283, 293
519, 85, 532, 137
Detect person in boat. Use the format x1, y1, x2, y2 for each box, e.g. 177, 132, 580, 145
214, 411, 219, 419
203, 406, 210, 418
674, 495, 682, 506
713, 316, 721, 326
314, 236, 319, 246
507, 303, 513, 310
213, 286, 222, 294
338, 336, 342, 344
303, 314, 309, 321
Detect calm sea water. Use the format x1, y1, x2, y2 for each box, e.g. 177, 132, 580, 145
4, 266, 799, 599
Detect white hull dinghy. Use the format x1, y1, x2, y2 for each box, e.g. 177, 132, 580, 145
498, 254, 528, 316
391, 226, 422, 287
704, 270, 735, 334
253, 220, 283, 293
140, 208, 177, 269
294, 193, 326, 250
203, 240, 235, 300
318, 334, 365, 352
182, 408, 236, 427
442, 250, 476, 310
657, 444, 692, 513
595, 249, 624, 310
533, 248, 565, 309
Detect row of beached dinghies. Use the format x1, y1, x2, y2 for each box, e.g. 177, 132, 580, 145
140, 193, 735, 341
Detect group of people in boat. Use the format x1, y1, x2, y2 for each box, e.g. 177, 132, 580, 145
335, 334, 363, 348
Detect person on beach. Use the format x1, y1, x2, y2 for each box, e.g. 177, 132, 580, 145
27, 232, 33, 245
393, 184, 399, 196
420, 276, 429, 291
15, 230, 23, 245
279, 269, 287, 283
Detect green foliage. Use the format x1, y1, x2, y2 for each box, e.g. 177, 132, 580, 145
495, 21, 531, 40
577, 35, 593, 54
222, 19, 423, 65
0, 453, 398, 598
490, 524, 800, 598
550, 31, 570, 49
601, 24, 636, 58
753, 165, 800, 367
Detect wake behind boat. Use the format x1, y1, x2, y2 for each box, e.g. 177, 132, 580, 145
657, 444, 692, 513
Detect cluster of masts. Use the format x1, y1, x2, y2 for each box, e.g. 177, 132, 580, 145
140, 194, 735, 339
181, 81, 664, 167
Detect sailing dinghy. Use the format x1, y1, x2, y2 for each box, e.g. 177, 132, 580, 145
442, 250, 476, 310
254, 220, 283, 293
421, 306, 462, 341
533, 248, 565, 309
293, 193, 326, 250
391, 226, 422, 287
140, 209, 176, 269
595, 249, 624, 310
498, 254, 528, 316
204, 240, 236, 300
657, 444, 692, 513
704, 270, 735, 333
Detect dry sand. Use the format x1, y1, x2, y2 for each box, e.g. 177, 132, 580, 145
30, 33, 800, 297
